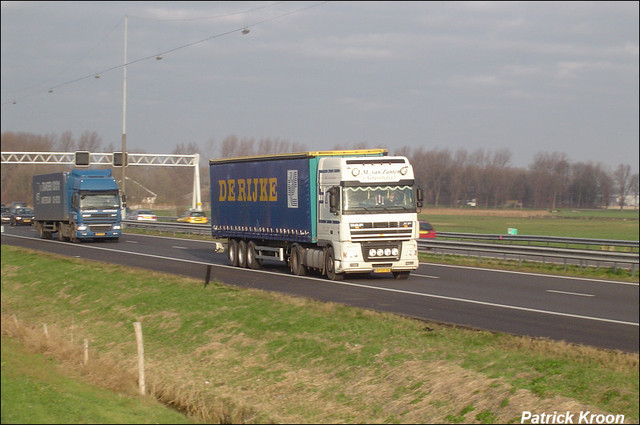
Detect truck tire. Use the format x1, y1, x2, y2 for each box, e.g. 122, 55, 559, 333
290, 244, 306, 276
393, 271, 410, 280
58, 223, 70, 242
228, 239, 239, 267
37, 224, 52, 239
324, 246, 343, 281
238, 240, 248, 268
246, 241, 262, 270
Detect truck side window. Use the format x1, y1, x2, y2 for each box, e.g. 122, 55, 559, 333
329, 187, 340, 214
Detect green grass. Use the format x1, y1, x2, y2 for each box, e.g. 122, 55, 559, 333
420, 210, 639, 241
1, 245, 638, 424
1, 336, 193, 424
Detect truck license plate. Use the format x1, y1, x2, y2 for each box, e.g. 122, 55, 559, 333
95, 233, 106, 236
374, 267, 391, 273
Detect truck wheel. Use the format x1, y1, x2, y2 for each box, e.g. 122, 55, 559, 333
324, 246, 343, 281
58, 223, 69, 242
290, 245, 306, 276
393, 271, 410, 280
228, 239, 239, 267
238, 240, 248, 268
246, 241, 262, 270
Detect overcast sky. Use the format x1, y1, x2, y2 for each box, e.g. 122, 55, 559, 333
1, 1, 638, 171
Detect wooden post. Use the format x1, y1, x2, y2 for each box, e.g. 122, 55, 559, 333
133, 322, 146, 395
84, 339, 89, 366
43, 323, 49, 338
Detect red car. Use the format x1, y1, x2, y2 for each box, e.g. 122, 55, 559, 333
418, 221, 436, 238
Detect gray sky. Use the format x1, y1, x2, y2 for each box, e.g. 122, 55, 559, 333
1, 1, 638, 171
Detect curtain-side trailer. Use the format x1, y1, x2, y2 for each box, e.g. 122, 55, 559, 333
209, 149, 423, 280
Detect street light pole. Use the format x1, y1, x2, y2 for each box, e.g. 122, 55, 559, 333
121, 15, 128, 206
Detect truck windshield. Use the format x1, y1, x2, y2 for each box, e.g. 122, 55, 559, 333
79, 192, 120, 209
343, 185, 415, 214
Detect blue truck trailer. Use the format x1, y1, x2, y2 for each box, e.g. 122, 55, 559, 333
210, 149, 423, 280
33, 169, 124, 242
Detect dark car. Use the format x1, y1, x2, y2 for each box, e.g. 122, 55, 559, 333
418, 221, 436, 238
11, 207, 34, 226
1, 206, 11, 224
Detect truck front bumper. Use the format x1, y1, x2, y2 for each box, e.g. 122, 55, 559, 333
76, 223, 121, 239
335, 240, 419, 274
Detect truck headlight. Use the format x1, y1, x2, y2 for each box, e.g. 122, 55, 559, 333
343, 246, 359, 260
113, 225, 121, 230
77, 225, 88, 231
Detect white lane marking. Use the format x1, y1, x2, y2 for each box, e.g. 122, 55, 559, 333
547, 290, 595, 297
5, 233, 638, 327
126, 240, 139, 243
412, 273, 440, 279
172, 246, 188, 249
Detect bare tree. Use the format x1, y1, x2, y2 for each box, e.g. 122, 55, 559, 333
613, 164, 632, 210
76, 130, 102, 152
57, 131, 76, 152
630, 174, 639, 210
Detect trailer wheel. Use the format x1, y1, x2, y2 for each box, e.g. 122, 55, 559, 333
228, 239, 239, 267
246, 241, 262, 270
290, 244, 306, 276
324, 246, 343, 281
238, 240, 248, 268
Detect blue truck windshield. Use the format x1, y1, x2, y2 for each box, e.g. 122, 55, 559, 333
79, 192, 120, 209
343, 185, 415, 214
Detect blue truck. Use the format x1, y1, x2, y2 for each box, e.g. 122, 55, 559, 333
32, 169, 124, 242
210, 149, 423, 280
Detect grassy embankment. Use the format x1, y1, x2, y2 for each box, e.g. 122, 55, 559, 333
1, 245, 638, 424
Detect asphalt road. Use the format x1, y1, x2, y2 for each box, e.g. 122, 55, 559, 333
2, 225, 638, 352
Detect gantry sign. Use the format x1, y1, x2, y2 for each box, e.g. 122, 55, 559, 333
1, 151, 202, 211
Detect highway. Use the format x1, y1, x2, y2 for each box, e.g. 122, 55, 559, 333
2, 225, 638, 353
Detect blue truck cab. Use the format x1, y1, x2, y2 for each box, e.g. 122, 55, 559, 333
33, 169, 123, 242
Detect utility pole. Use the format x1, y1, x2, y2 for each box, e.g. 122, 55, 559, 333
121, 15, 128, 205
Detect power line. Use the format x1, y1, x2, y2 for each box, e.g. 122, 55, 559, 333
2, 2, 329, 106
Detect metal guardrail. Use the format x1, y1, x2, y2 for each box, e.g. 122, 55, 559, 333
435, 232, 639, 250
122, 220, 639, 276
418, 239, 638, 276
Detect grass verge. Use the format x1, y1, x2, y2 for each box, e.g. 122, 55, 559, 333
1, 245, 638, 423
1, 336, 192, 424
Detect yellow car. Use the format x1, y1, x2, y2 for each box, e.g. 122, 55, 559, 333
177, 209, 209, 224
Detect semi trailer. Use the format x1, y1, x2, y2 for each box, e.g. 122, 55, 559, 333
209, 149, 423, 280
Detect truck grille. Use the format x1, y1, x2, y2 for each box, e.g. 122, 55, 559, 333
361, 242, 402, 261
83, 213, 118, 221
89, 224, 113, 232
349, 221, 413, 242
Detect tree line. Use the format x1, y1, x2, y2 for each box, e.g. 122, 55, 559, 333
1, 131, 638, 210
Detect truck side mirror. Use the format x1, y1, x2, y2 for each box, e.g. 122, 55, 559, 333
329, 187, 340, 214
416, 188, 424, 208
121, 194, 127, 209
